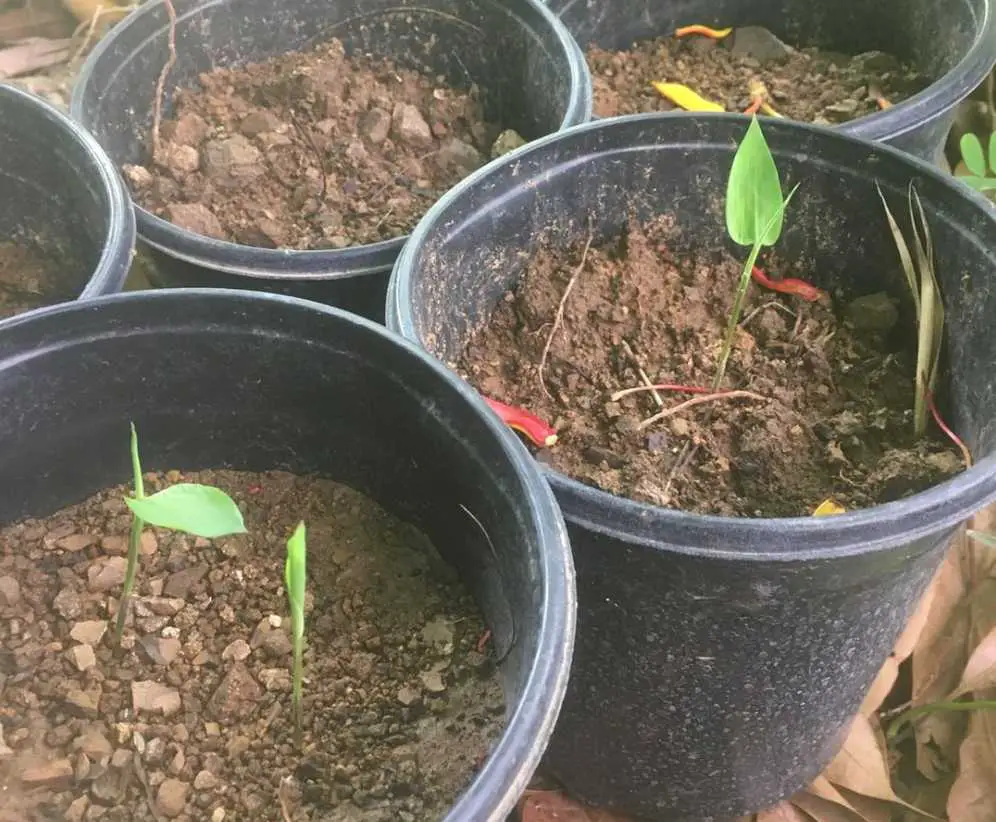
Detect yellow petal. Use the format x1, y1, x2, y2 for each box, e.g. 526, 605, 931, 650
652, 82, 725, 113
813, 499, 846, 516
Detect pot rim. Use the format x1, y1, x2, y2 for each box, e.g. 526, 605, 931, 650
387, 112, 996, 561
0, 287, 577, 822
68, 0, 593, 280
0, 84, 135, 300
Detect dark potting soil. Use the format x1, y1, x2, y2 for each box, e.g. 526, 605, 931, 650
124, 38, 506, 251
459, 218, 963, 518
587, 27, 928, 121
0, 240, 62, 319
0, 469, 503, 821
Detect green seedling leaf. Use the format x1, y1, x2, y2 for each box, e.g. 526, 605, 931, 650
989, 133, 996, 173
285, 521, 307, 744
125, 484, 246, 538
961, 133, 987, 177
726, 116, 786, 247
285, 521, 307, 641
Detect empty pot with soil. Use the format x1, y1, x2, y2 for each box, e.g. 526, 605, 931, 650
386, 113, 996, 818
69, 0, 591, 321
0, 290, 575, 821
545, 0, 995, 161
0, 84, 134, 320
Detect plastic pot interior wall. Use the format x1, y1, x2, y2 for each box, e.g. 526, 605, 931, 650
70, 0, 592, 322
0, 84, 134, 305
546, 0, 995, 162
0, 289, 575, 822
386, 114, 996, 818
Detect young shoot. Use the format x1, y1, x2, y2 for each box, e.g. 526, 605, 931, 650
116, 423, 247, 643
285, 521, 307, 744
715, 116, 799, 390
956, 132, 996, 195
876, 183, 945, 439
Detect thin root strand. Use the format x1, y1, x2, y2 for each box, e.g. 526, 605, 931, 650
638, 390, 769, 430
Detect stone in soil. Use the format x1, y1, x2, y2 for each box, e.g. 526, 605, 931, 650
127, 37, 505, 251
587, 26, 928, 121
458, 216, 962, 517
0, 469, 503, 820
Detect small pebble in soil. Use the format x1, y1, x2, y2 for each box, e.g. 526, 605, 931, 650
586, 26, 928, 121
125, 38, 505, 252
0, 469, 503, 821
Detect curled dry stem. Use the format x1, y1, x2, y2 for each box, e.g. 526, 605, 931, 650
150, 0, 178, 163
638, 390, 769, 430
538, 230, 594, 400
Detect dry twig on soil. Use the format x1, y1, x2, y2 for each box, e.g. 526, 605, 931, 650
538, 229, 593, 400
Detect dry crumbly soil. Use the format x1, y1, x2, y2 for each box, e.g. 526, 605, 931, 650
587, 27, 929, 121
459, 217, 963, 518
125, 38, 505, 251
0, 239, 62, 319
0, 469, 503, 821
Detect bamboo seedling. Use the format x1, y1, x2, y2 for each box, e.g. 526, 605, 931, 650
116, 423, 247, 643
285, 520, 307, 744
714, 115, 799, 389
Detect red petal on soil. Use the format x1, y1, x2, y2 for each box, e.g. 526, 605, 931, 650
483, 396, 558, 448
476, 628, 492, 654
518, 791, 634, 821
247, 484, 263, 495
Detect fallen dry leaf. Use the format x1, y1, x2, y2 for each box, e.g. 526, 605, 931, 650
836, 788, 900, 822
946, 704, 996, 822
861, 656, 900, 719
756, 801, 813, 822
518, 790, 632, 822
0, 36, 70, 78
825, 715, 934, 817
805, 776, 870, 818
791, 792, 866, 822
911, 531, 974, 778
949, 624, 996, 699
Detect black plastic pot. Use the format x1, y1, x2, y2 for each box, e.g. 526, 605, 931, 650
0, 288, 575, 821
546, 0, 995, 162
0, 84, 134, 308
69, 0, 592, 322
386, 114, 996, 819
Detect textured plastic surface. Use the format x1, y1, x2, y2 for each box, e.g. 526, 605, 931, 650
69, 0, 593, 322
0, 84, 134, 304
546, 0, 995, 162
387, 114, 996, 818
0, 288, 576, 822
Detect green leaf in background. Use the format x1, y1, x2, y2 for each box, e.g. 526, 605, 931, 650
960, 133, 987, 177
124, 484, 246, 538
725, 116, 786, 247
989, 133, 996, 173
285, 521, 307, 641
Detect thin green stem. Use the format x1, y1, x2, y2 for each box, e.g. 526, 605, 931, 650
116, 423, 146, 645
888, 699, 996, 738
713, 243, 763, 391
292, 638, 303, 745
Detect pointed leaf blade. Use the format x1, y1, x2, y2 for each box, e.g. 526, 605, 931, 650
726, 117, 786, 247
124, 484, 246, 538
285, 521, 307, 638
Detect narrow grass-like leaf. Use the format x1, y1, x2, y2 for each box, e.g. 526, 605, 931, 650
125, 484, 246, 538
876, 183, 944, 438
285, 521, 307, 743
